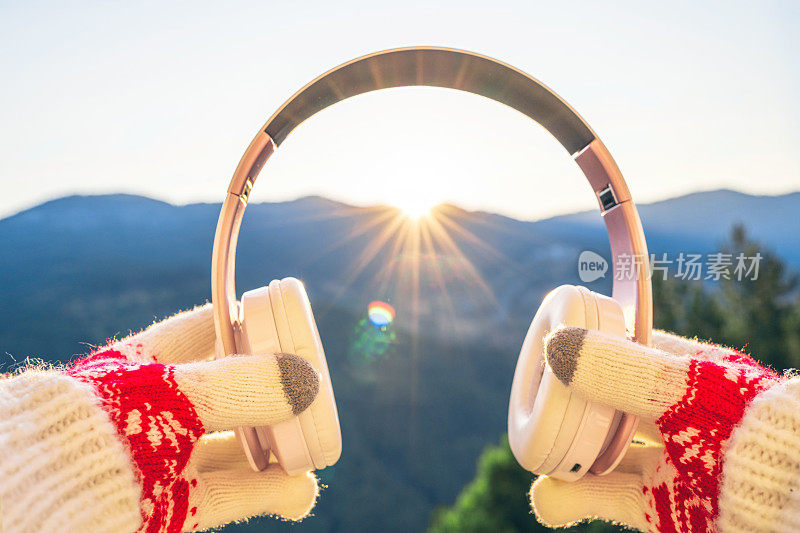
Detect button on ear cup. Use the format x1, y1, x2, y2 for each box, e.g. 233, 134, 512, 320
508, 285, 634, 481
240, 278, 342, 475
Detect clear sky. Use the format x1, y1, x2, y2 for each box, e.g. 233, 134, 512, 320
1, 1, 798, 220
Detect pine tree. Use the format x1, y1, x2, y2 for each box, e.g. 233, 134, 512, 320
717, 225, 799, 369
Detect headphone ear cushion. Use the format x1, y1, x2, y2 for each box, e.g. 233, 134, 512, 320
240, 278, 341, 474
508, 285, 630, 481
270, 278, 342, 469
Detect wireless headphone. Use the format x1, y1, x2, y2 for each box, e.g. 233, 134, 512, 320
211, 47, 652, 479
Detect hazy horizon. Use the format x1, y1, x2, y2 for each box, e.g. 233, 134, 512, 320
6, 186, 799, 224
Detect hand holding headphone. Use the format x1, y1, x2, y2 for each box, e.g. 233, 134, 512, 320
211, 47, 652, 478
531, 327, 785, 532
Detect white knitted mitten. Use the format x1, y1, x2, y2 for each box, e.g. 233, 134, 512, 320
531, 328, 800, 532
0, 304, 321, 533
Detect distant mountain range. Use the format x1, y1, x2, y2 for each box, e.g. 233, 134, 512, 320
542, 188, 800, 264
0, 189, 797, 532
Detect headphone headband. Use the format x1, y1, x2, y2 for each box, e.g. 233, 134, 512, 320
263, 47, 595, 153
211, 46, 652, 472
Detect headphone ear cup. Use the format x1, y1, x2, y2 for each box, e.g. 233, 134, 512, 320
508, 285, 634, 481
240, 278, 342, 475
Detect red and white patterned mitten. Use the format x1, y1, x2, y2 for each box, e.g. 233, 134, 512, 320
531, 328, 800, 532
0, 304, 321, 533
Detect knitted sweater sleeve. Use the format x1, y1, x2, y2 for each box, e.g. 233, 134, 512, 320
718, 377, 800, 531
0, 304, 322, 533
0, 369, 142, 533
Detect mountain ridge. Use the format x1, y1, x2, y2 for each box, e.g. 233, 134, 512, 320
7, 188, 800, 231
7, 187, 798, 222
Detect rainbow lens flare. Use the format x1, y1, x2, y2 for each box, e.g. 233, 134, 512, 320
367, 300, 396, 327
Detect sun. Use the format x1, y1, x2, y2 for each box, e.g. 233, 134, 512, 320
394, 197, 437, 219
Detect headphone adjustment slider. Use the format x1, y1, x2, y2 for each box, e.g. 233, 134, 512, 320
597, 186, 618, 212
240, 179, 254, 204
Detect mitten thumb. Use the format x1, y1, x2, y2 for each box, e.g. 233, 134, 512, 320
545, 327, 689, 421
174, 353, 319, 431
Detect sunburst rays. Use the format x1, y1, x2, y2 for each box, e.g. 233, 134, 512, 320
309, 202, 497, 332
304, 200, 501, 457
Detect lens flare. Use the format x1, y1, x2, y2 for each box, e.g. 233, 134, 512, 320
367, 300, 396, 327
350, 316, 397, 366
